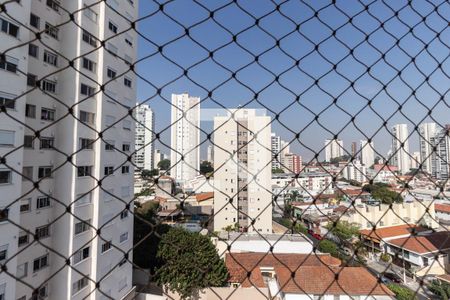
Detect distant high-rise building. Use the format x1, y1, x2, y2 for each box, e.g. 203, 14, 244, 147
135, 104, 155, 171
351, 142, 357, 157
207, 144, 213, 163
282, 153, 302, 174
154, 149, 163, 169
419, 123, 437, 174
360, 140, 375, 167
411, 151, 421, 169
324, 139, 344, 162
391, 124, 411, 174
271, 133, 281, 169
431, 125, 450, 179
213, 109, 272, 233
170, 93, 200, 182
342, 160, 368, 183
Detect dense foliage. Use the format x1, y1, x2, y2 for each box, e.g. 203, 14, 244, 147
157, 159, 170, 170
156, 227, 229, 299
387, 284, 417, 300
362, 183, 403, 204
317, 239, 338, 257
428, 280, 450, 299
325, 221, 360, 241
200, 161, 214, 175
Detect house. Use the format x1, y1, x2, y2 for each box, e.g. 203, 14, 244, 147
385, 231, 450, 276
435, 203, 450, 226
225, 253, 394, 299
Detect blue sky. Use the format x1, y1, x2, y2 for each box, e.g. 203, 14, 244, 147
135, 0, 450, 161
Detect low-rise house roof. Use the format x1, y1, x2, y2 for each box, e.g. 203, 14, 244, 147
386, 231, 450, 254
195, 192, 214, 202
360, 224, 427, 243
435, 203, 450, 214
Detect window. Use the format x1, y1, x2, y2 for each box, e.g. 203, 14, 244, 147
31, 284, 48, 300
72, 276, 89, 294
30, 14, 40, 29
75, 193, 91, 206
26, 104, 36, 118
20, 199, 31, 213
24, 135, 34, 148
124, 77, 132, 88
29, 44, 39, 58
79, 110, 95, 125
0, 92, 15, 109
46, 0, 60, 12
120, 232, 128, 243
0, 170, 12, 184
123, 119, 131, 130
0, 245, 7, 263
101, 241, 111, 253
18, 231, 29, 246
41, 107, 55, 121
43, 50, 58, 66
0, 208, 9, 222
42, 79, 57, 93
108, 21, 118, 33
80, 138, 94, 150
82, 57, 96, 72
35, 225, 50, 239
22, 167, 33, 181
104, 166, 114, 176
120, 210, 128, 219
106, 68, 116, 79
80, 83, 95, 96
77, 166, 92, 177
36, 196, 50, 209
83, 5, 97, 22
122, 143, 130, 152
0, 56, 18, 73
107, 43, 118, 56
74, 219, 91, 235
39, 137, 54, 149
105, 115, 116, 127
82, 30, 97, 47
38, 166, 52, 179
105, 140, 115, 151
17, 262, 28, 278
125, 35, 133, 47
72, 246, 90, 265
121, 166, 130, 174
44, 22, 59, 39
0, 17, 19, 37
0, 130, 14, 147
33, 254, 49, 272
27, 73, 37, 87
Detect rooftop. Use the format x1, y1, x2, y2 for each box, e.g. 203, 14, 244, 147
387, 231, 450, 254
195, 192, 214, 202
360, 224, 428, 242
435, 203, 450, 214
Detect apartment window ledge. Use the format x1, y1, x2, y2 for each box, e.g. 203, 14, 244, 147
72, 257, 91, 267
72, 284, 89, 297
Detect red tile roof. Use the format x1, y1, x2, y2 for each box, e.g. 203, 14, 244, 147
360, 224, 426, 242
435, 204, 450, 214
196, 192, 214, 202
387, 231, 450, 254
277, 266, 394, 296
225, 253, 341, 288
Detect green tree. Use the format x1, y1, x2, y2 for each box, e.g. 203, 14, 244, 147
272, 168, 284, 174
362, 183, 403, 204
387, 284, 417, 300
325, 221, 360, 241
200, 161, 214, 175
156, 227, 229, 299
428, 280, 450, 300
158, 159, 170, 170
317, 239, 338, 257
141, 169, 159, 179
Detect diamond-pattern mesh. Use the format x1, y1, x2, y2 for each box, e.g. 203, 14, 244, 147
1, 0, 450, 299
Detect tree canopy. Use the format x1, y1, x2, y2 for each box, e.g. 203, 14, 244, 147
387, 284, 417, 300
157, 159, 170, 170
317, 239, 338, 257
362, 183, 403, 204
200, 161, 214, 175
272, 168, 284, 174
428, 280, 450, 300
325, 221, 360, 241
156, 227, 228, 299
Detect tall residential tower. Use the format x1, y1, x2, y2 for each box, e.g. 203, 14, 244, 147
135, 103, 155, 171
391, 124, 411, 174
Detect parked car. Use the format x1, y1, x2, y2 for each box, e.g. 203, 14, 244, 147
381, 272, 402, 283
312, 233, 323, 240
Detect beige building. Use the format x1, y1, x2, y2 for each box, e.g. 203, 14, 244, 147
213, 109, 272, 233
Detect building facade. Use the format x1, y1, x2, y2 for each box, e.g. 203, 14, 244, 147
431, 125, 450, 180
390, 124, 411, 174
270, 133, 281, 169
135, 103, 154, 171
324, 139, 344, 162
360, 140, 375, 167
0, 0, 138, 299
170, 93, 200, 183
419, 122, 436, 174
213, 109, 272, 233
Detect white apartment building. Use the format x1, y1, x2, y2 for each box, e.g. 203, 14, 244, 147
0, 1, 138, 299
342, 160, 368, 183
419, 122, 436, 174
324, 138, 343, 162
270, 133, 281, 169
207, 144, 213, 163
153, 149, 162, 169
360, 140, 374, 167
213, 109, 272, 233
431, 125, 450, 180
390, 124, 411, 174
170, 93, 200, 183
135, 103, 154, 171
